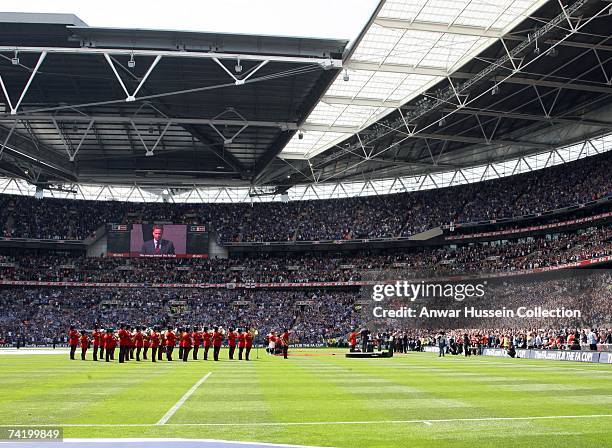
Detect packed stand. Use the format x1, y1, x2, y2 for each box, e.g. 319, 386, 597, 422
0, 152, 609, 242
0, 224, 609, 284
0, 288, 362, 346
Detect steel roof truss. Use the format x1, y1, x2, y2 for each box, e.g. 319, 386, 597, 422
0, 51, 46, 115
104, 53, 162, 103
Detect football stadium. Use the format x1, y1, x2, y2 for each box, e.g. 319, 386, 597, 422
0, 1, 611, 447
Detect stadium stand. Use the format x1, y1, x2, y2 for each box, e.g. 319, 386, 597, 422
0, 225, 609, 283
0, 150, 610, 242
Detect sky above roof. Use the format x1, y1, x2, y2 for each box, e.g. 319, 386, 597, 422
4, 0, 379, 40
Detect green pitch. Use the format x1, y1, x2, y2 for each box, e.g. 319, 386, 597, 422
1, 349, 612, 448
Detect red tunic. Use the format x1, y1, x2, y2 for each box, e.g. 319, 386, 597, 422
238, 333, 246, 348
68, 329, 79, 346
203, 332, 212, 347
192, 331, 202, 346
181, 332, 192, 348
79, 334, 89, 349
135, 331, 144, 348
92, 330, 102, 347
150, 331, 159, 348
118, 329, 130, 347
165, 331, 176, 347
280, 332, 289, 346
228, 332, 237, 347
213, 331, 223, 347
245, 333, 254, 348
104, 333, 117, 349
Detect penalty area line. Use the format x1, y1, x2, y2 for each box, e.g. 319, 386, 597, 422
156, 372, 212, 425
4, 414, 612, 428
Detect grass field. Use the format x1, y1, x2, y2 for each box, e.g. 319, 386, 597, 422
1, 348, 612, 447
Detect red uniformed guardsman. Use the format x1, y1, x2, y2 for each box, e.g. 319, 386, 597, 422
228, 328, 237, 360
150, 328, 159, 363
135, 327, 144, 361
280, 329, 290, 359
165, 327, 176, 361
181, 330, 192, 362
202, 327, 212, 360
92, 328, 102, 361
117, 324, 130, 363
178, 328, 186, 361
192, 327, 201, 360
238, 329, 247, 360
245, 330, 254, 361
104, 329, 117, 362
79, 331, 90, 360
143, 331, 150, 360
158, 331, 165, 361
68, 326, 79, 360
212, 327, 223, 361
129, 328, 136, 360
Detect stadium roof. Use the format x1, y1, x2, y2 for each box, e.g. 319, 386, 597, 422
279, 0, 550, 160
0, 12, 346, 186
259, 0, 612, 188
0, 0, 612, 203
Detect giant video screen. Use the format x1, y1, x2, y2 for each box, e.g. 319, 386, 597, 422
107, 224, 208, 258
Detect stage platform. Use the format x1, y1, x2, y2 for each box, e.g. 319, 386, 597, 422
345, 351, 393, 358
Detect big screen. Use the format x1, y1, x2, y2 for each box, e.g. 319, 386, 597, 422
107, 224, 208, 258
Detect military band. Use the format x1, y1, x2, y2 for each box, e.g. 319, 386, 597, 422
67, 325, 262, 362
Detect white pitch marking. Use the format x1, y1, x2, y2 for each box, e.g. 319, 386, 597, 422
4, 414, 612, 428
156, 372, 212, 425
48, 438, 331, 448
0, 348, 69, 355
423, 421, 432, 426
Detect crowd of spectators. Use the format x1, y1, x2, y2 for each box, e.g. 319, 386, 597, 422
365, 271, 612, 351
0, 288, 361, 346
0, 151, 609, 242
386, 327, 612, 354
1, 271, 610, 348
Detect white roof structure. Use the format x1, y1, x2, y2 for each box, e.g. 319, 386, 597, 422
280, 0, 548, 160
1, 134, 609, 202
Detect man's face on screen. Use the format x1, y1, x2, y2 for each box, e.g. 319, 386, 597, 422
153, 227, 163, 241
